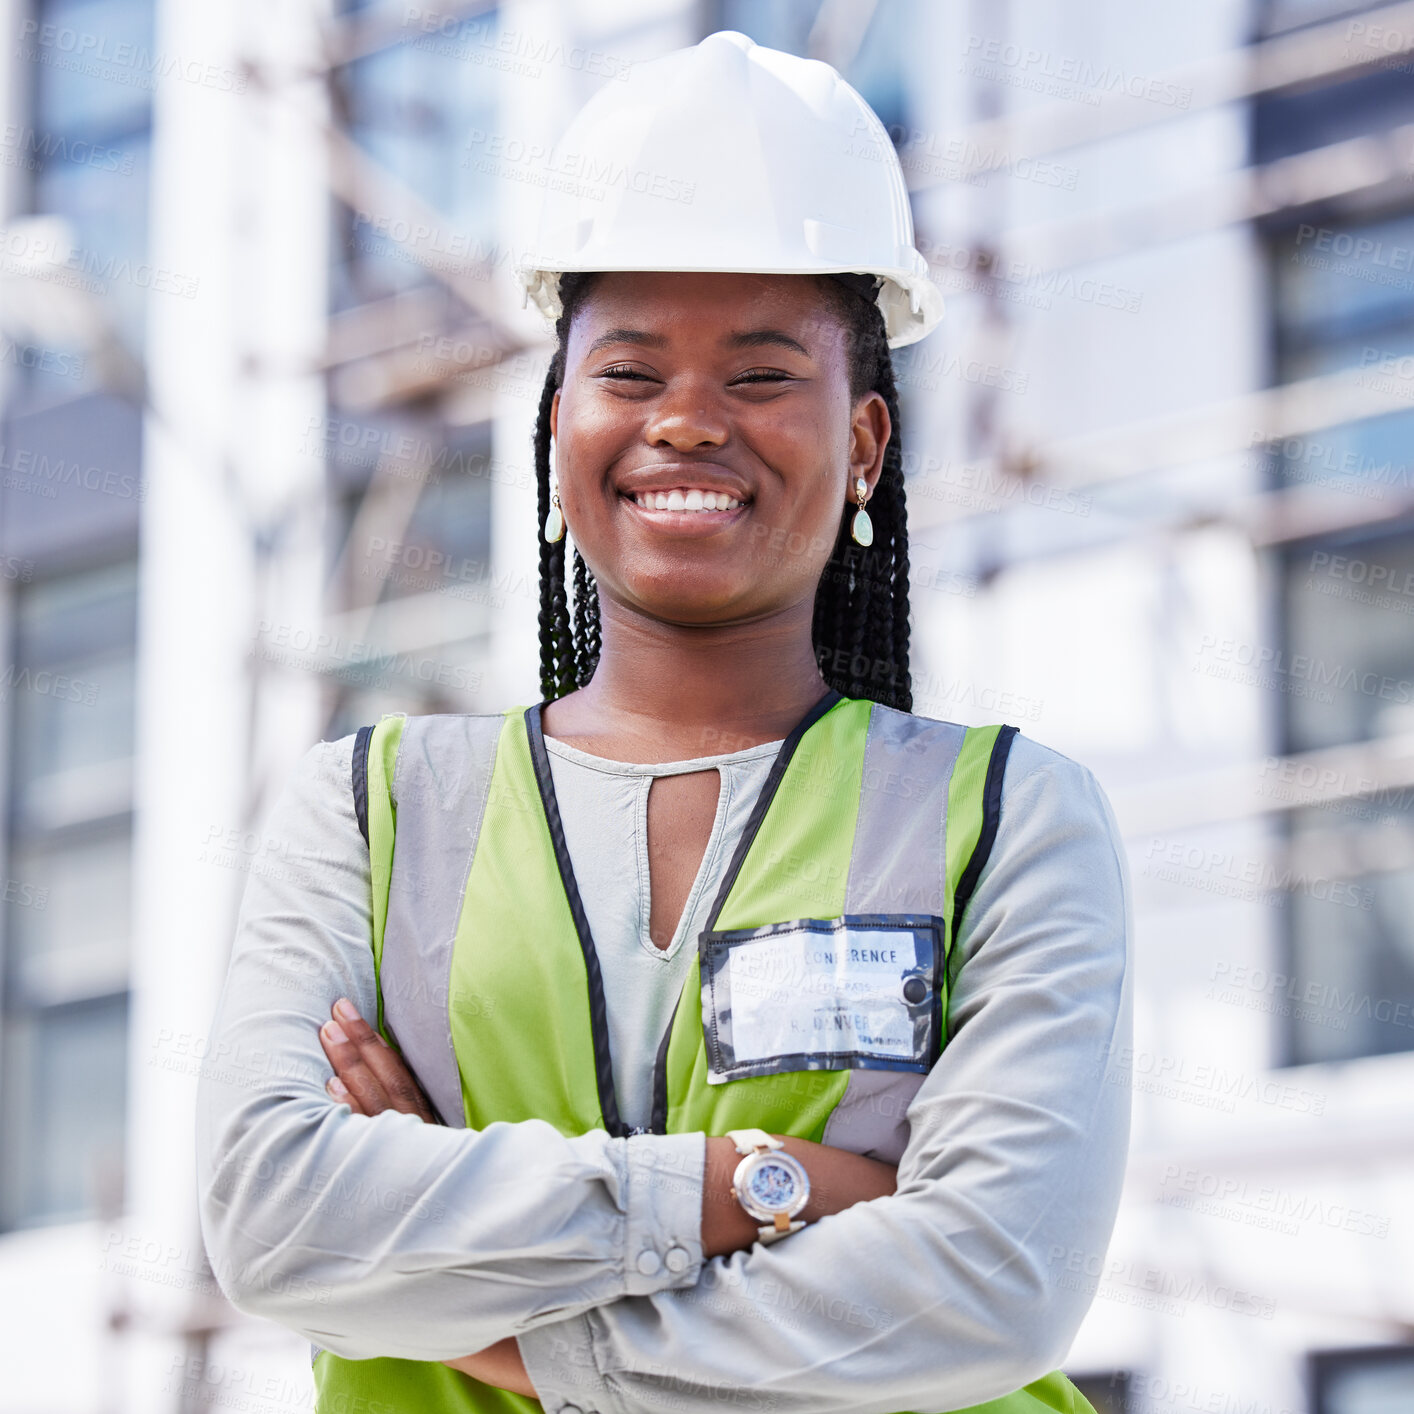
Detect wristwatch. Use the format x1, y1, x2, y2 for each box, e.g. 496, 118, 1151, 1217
726, 1127, 811, 1244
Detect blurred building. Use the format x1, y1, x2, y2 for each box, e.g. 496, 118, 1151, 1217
0, 1, 1411, 1411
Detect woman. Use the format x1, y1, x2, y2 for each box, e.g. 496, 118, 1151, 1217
196, 30, 1131, 1414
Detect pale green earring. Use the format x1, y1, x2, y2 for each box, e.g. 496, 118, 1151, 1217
543, 482, 565, 543
543, 440, 566, 544
850, 475, 873, 547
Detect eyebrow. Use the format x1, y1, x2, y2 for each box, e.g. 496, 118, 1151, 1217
584, 328, 666, 357
724, 329, 811, 357
583, 328, 812, 358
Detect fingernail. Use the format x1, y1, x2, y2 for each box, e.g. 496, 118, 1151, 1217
335, 998, 360, 1022
327, 1076, 349, 1098
323, 1021, 347, 1045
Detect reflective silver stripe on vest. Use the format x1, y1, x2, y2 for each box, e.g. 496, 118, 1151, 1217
381, 713, 504, 1130
822, 702, 966, 1164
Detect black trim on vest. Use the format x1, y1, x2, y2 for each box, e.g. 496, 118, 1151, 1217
648, 1013, 676, 1139
650, 687, 843, 1133
524, 688, 843, 1140
525, 701, 630, 1139
352, 724, 374, 847
933, 724, 1017, 1062
946, 723, 1019, 986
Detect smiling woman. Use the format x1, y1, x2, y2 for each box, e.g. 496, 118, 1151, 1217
531, 266, 910, 717
534, 267, 903, 728
195, 29, 1131, 1414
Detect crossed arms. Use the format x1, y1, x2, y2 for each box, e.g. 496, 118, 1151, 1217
195, 729, 1132, 1414
315, 996, 899, 1395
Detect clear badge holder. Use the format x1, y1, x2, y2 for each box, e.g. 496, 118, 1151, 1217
701, 913, 944, 1084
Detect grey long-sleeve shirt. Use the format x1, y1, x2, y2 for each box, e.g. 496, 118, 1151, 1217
541, 729, 786, 1133
194, 715, 1133, 1414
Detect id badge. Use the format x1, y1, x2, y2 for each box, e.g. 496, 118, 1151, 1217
701, 914, 944, 1084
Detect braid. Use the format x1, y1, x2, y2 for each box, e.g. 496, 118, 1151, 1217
533, 271, 913, 712
878, 362, 912, 711
583, 555, 603, 669
534, 351, 574, 700
809, 281, 913, 711
571, 547, 597, 686
533, 273, 600, 699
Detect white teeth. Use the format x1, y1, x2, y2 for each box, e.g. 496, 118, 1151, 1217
631, 489, 743, 513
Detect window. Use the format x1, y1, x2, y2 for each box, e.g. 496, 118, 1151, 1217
318, 416, 497, 739
1069, 1371, 1130, 1414
1312, 1345, 1414, 1414
16, 0, 155, 400
323, 1, 507, 732
1265, 208, 1414, 1064
330, 2, 503, 315
0, 558, 138, 1229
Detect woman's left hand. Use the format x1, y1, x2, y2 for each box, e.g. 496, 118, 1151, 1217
317, 999, 537, 1398
318, 998, 440, 1121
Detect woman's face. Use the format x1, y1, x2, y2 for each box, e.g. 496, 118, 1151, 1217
550, 271, 890, 628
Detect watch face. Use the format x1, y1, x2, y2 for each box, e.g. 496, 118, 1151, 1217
747, 1159, 800, 1211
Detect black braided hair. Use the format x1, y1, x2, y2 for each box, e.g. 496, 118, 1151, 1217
533, 270, 912, 711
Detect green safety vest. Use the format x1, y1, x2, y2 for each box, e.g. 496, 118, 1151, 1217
313, 689, 1096, 1414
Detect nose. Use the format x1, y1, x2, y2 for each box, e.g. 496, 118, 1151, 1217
641, 375, 730, 452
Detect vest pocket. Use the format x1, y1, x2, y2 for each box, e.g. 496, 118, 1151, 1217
700, 913, 944, 1085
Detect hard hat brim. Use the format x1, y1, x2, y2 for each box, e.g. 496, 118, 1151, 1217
516, 262, 944, 350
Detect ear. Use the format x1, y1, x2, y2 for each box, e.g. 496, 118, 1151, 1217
847, 390, 891, 502
550, 388, 560, 445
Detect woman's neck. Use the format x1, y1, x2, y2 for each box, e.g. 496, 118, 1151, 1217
538, 598, 832, 762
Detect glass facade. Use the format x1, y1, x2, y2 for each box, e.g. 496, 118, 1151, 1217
331, 2, 504, 314
0, 0, 149, 1228
1267, 205, 1414, 1064
1070, 1372, 1130, 1414
0, 559, 138, 1228
1313, 1345, 1414, 1414
323, 3, 506, 736
18, 0, 154, 402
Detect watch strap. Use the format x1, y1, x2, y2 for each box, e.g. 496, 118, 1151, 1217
758, 1219, 807, 1245
726, 1126, 779, 1156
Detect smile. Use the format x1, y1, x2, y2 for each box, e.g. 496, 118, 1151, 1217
619, 487, 750, 536
629, 488, 745, 512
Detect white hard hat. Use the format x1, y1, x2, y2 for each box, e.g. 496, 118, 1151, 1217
516, 30, 943, 349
